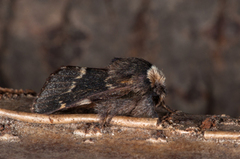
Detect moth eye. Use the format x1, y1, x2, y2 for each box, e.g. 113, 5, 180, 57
161, 86, 167, 94
152, 94, 160, 104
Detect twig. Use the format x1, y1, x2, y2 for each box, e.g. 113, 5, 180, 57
0, 108, 164, 130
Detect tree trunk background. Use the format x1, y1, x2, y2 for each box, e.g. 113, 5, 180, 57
0, 1, 240, 117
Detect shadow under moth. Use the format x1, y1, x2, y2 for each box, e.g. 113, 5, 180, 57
32, 57, 173, 125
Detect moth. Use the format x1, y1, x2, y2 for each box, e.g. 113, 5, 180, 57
32, 57, 173, 125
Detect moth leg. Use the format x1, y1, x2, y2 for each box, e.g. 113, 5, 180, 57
104, 104, 125, 125
100, 113, 115, 127
104, 98, 139, 125
129, 95, 164, 126
95, 99, 137, 127
98, 109, 110, 127
160, 101, 175, 113
94, 101, 113, 127
104, 115, 114, 127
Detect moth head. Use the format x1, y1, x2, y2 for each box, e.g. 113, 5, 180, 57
147, 65, 166, 107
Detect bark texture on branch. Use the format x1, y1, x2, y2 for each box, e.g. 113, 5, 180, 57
0, 88, 240, 158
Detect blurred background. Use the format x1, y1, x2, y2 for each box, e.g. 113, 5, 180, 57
0, 0, 239, 117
